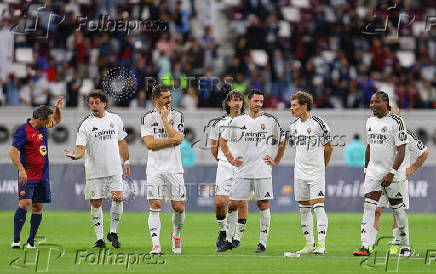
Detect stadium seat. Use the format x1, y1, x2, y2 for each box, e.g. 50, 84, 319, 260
291, 0, 310, 8
278, 21, 291, 38
396, 51, 415, 67
250, 50, 268, 66
10, 63, 27, 78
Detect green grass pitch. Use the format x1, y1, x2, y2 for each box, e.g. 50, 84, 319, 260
1, 211, 436, 273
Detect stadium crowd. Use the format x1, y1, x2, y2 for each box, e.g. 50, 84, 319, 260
0, 0, 435, 110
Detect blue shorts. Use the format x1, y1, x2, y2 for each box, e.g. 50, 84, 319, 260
18, 179, 51, 203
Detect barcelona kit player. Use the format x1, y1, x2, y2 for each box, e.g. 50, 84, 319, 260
9, 98, 63, 248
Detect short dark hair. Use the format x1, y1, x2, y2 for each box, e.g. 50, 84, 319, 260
247, 89, 264, 99
222, 90, 245, 114
374, 91, 391, 111
290, 91, 313, 111
32, 105, 53, 119
152, 84, 170, 100
87, 89, 108, 104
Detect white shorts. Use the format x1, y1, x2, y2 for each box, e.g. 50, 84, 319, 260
364, 177, 406, 201
230, 177, 273, 201
377, 180, 409, 209
146, 173, 186, 201
85, 175, 123, 200
294, 177, 325, 202
215, 160, 235, 196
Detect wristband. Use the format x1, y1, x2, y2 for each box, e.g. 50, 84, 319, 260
123, 160, 130, 165
389, 168, 397, 175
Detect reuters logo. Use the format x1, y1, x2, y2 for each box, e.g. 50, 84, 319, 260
40, 145, 47, 156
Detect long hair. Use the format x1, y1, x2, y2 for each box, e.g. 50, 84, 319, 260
222, 90, 245, 114
375, 91, 391, 111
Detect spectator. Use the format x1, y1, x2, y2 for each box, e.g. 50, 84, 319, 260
344, 134, 366, 167
32, 69, 50, 106
181, 87, 198, 110
173, 0, 191, 43
5, 73, 20, 106
66, 78, 80, 107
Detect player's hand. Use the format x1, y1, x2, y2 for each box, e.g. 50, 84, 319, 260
264, 155, 277, 166
173, 133, 184, 145
159, 106, 169, 120
18, 167, 27, 185
64, 149, 78, 160
381, 172, 394, 187
230, 156, 244, 167
55, 96, 64, 109
123, 164, 131, 179
405, 167, 413, 180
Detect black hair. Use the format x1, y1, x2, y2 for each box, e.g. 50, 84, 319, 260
375, 91, 391, 111
32, 105, 53, 119
248, 89, 264, 99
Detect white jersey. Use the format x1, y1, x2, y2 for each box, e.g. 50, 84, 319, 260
289, 115, 332, 180
141, 109, 184, 175
222, 112, 283, 179
405, 130, 428, 168
76, 111, 127, 179
209, 114, 232, 162
366, 112, 409, 181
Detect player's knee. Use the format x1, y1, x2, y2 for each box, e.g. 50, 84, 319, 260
215, 199, 226, 209
31, 203, 43, 214
112, 192, 123, 203
149, 200, 162, 209
90, 199, 102, 208
19, 200, 31, 210
173, 204, 184, 213
257, 200, 269, 210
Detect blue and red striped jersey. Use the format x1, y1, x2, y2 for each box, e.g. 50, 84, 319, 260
12, 119, 53, 180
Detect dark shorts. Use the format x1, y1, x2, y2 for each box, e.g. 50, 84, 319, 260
18, 179, 51, 203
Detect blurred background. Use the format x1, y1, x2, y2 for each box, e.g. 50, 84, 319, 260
0, 0, 435, 212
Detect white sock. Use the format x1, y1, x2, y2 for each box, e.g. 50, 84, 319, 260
392, 203, 409, 247
172, 211, 185, 238
90, 206, 103, 240
216, 216, 227, 232
234, 218, 246, 241
392, 227, 400, 244
313, 203, 328, 246
259, 208, 271, 247
225, 210, 237, 243
361, 198, 377, 249
148, 208, 161, 247
110, 201, 123, 233
299, 205, 314, 245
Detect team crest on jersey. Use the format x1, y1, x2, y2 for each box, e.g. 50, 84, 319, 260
169, 119, 174, 125
20, 191, 26, 196
110, 122, 114, 128
39, 145, 47, 156
38, 134, 43, 140
307, 127, 312, 134
260, 123, 265, 130
381, 126, 388, 132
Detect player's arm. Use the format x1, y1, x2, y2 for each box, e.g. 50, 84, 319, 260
210, 139, 219, 161
65, 145, 86, 160
219, 137, 243, 167
160, 106, 178, 138
118, 139, 131, 178
143, 135, 183, 151
407, 149, 429, 179
9, 146, 27, 185
381, 144, 406, 187
265, 140, 287, 166
324, 141, 334, 167
51, 96, 64, 126
365, 144, 370, 168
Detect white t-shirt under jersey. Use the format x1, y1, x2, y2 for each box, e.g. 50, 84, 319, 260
209, 114, 232, 162
141, 109, 184, 175
289, 115, 332, 180
366, 112, 409, 181
222, 112, 283, 179
76, 111, 127, 179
